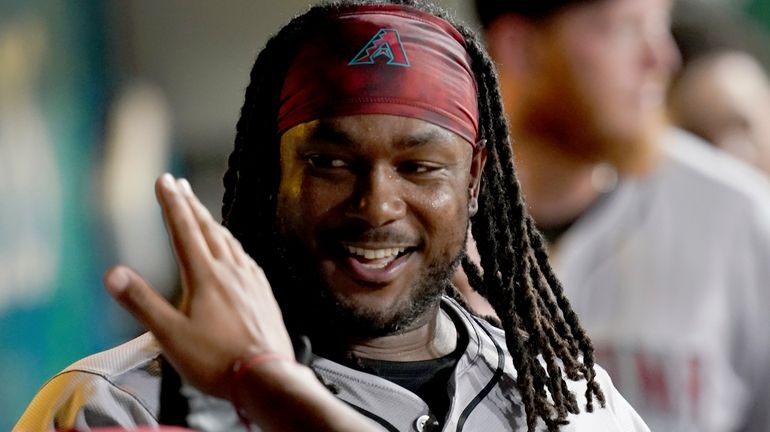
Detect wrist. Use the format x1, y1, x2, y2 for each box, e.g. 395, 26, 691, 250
230, 352, 303, 429
228, 355, 379, 431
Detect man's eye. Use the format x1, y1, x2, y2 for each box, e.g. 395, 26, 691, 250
400, 162, 440, 174
307, 155, 348, 169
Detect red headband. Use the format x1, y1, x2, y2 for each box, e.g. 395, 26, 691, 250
277, 5, 479, 145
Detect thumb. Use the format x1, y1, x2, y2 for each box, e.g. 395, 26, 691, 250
104, 265, 185, 343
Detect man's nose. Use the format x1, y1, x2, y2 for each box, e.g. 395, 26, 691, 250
641, 22, 681, 75
346, 165, 407, 227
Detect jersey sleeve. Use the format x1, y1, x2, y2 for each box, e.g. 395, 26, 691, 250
598, 367, 651, 432
14, 369, 160, 431
564, 364, 651, 432
14, 333, 163, 431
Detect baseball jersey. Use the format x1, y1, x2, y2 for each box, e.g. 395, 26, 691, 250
555, 128, 770, 432
15, 297, 649, 431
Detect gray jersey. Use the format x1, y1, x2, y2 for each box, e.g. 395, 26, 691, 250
556, 129, 770, 432
15, 298, 649, 431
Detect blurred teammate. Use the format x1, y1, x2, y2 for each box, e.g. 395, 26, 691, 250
669, 51, 770, 175
475, 0, 770, 430
668, 0, 770, 175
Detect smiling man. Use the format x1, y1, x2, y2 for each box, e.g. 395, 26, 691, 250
276, 115, 477, 338
17, 1, 648, 431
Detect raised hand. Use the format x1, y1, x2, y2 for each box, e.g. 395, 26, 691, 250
103, 173, 294, 399
103, 174, 379, 431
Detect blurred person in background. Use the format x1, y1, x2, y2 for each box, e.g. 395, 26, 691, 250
668, 0, 770, 176
669, 51, 770, 175
474, 0, 770, 430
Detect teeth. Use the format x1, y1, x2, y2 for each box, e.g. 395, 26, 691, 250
344, 246, 406, 260
362, 261, 389, 269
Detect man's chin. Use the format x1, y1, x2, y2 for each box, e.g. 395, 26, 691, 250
321, 290, 439, 338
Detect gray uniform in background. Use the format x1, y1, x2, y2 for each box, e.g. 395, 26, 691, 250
556, 129, 770, 432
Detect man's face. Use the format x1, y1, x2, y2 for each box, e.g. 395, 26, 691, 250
521, 0, 680, 167
276, 114, 484, 336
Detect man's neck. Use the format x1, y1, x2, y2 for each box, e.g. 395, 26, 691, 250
347, 307, 458, 362
514, 133, 610, 230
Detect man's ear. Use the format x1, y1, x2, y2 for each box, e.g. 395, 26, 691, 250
468, 141, 488, 216
484, 14, 540, 77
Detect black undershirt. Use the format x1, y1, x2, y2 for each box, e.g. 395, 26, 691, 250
346, 310, 469, 427
355, 351, 459, 425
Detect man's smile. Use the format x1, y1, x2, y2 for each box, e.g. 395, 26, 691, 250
336, 243, 418, 284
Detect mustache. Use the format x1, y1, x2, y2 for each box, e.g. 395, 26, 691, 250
320, 225, 420, 246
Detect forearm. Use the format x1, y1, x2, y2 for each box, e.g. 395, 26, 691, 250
233, 360, 380, 431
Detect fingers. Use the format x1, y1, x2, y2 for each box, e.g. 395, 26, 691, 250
172, 175, 254, 269
104, 265, 185, 345
156, 174, 211, 270
177, 178, 233, 261
158, 174, 234, 263
225, 230, 251, 268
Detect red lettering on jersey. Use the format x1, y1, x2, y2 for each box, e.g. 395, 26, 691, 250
635, 352, 671, 411
688, 356, 701, 418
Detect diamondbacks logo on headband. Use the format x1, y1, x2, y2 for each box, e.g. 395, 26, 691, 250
349, 29, 410, 67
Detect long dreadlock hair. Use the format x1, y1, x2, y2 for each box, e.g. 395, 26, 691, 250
220, 1, 604, 430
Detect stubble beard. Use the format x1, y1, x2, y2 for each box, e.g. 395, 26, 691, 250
517, 73, 662, 173
270, 222, 466, 341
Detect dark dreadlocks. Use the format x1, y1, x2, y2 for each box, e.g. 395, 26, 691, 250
220, 1, 604, 430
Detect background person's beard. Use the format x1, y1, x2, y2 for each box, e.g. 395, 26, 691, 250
267, 226, 464, 347
518, 93, 660, 173
513, 67, 666, 175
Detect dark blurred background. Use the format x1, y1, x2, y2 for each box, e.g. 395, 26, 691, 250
0, 0, 766, 429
